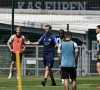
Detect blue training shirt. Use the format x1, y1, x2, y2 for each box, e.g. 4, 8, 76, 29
60, 40, 78, 67
38, 33, 58, 52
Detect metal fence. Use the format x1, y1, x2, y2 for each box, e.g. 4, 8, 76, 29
0, 45, 98, 76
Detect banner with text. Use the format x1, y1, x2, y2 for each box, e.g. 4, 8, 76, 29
0, 0, 100, 10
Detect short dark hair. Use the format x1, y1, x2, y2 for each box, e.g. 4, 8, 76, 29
16, 26, 21, 30
59, 29, 65, 34
45, 24, 52, 30
65, 31, 72, 37
97, 25, 100, 29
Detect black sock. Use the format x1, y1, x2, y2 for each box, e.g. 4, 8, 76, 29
51, 78, 55, 83
44, 78, 47, 82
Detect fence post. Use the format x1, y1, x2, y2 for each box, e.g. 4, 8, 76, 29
11, 0, 14, 35
36, 46, 39, 76
67, 24, 69, 31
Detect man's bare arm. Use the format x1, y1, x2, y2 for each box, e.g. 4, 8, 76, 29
58, 53, 61, 65
22, 44, 26, 52
75, 52, 78, 69
98, 40, 100, 51
30, 42, 39, 45
24, 40, 39, 45
7, 41, 13, 52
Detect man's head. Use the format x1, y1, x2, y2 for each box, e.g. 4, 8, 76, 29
59, 29, 65, 39
16, 27, 21, 37
45, 24, 52, 35
65, 31, 72, 40
96, 25, 100, 34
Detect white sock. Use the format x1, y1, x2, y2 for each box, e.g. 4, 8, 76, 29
62, 79, 64, 82
70, 79, 72, 82
9, 73, 12, 77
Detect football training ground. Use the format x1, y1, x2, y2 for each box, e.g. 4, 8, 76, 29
0, 76, 100, 90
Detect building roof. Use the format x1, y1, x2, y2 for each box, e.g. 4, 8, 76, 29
0, 13, 99, 34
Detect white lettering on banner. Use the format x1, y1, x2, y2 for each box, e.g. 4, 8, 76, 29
53, 2, 56, 10
45, 2, 52, 10
58, 2, 61, 10
17, 2, 25, 9
78, 2, 87, 10
17, 1, 87, 10
35, 2, 41, 9
62, 2, 69, 10
28, 2, 33, 9
70, 2, 77, 10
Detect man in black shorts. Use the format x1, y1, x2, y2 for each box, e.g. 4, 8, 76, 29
58, 31, 78, 90
7, 27, 26, 79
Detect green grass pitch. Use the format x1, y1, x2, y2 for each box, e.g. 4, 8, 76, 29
0, 76, 100, 90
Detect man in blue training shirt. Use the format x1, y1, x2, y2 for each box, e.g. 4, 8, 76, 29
58, 31, 78, 90
25, 24, 58, 86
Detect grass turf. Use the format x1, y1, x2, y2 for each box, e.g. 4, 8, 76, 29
0, 76, 100, 90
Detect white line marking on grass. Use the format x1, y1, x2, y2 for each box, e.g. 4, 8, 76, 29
0, 87, 6, 88
35, 85, 63, 87
80, 84, 91, 85
16, 85, 63, 88
0, 78, 8, 79
0, 77, 100, 80
21, 85, 91, 89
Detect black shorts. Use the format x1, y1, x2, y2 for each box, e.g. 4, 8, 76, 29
97, 59, 100, 62
61, 67, 76, 79
60, 70, 63, 79
11, 52, 22, 62
97, 54, 100, 62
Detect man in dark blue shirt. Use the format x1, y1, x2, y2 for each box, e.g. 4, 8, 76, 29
25, 24, 58, 86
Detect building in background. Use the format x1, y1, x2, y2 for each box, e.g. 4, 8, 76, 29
0, 0, 99, 76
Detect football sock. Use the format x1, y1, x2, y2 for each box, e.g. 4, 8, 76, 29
51, 78, 55, 83
44, 78, 47, 82
62, 79, 64, 82
9, 73, 12, 77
